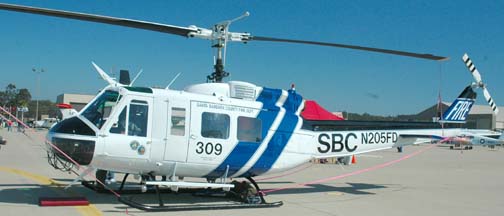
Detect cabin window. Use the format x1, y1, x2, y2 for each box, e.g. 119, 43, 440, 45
82, 90, 121, 129
201, 112, 229, 139
237, 116, 262, 142
170, 107, 186, 136
109, 107, 127, 134
128, 100, 148, 137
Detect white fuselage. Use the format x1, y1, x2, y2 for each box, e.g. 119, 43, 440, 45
46, 82, 482, 180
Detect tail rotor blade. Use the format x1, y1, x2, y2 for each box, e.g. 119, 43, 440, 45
462, 53, 498, 115
483, 87, 499, 115
462, 53, 483, 84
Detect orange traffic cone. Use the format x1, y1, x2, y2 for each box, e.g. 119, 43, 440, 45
351, 155, 356, 164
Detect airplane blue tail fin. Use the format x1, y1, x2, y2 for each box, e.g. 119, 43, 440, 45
441, 85, 476, 123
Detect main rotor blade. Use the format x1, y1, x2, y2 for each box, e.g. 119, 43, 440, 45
251, 36, 449, 61
0, 3, 196, 37
0, 3, 449, 61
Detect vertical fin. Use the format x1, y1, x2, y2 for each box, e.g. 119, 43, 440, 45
441, 85, 476, 123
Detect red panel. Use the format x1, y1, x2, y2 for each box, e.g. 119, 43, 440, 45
39, 197, 89, 206
301, 100, 344, 121
56, 103, 73, 109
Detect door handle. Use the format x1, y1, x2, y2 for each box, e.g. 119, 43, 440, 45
190, 134, 197, 140
99, 134, 108, 137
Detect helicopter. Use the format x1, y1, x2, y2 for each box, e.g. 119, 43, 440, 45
0, 2, 501, 211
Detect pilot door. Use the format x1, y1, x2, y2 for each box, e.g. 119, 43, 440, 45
104, 97, 152, 160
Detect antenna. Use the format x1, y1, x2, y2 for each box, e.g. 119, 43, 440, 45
92, 62, 118, 86
166, 72, 182, 89
130, 69, 143, 86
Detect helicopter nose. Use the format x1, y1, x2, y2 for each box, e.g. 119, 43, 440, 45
48, 137, 96, 166
47, 116, 97, 166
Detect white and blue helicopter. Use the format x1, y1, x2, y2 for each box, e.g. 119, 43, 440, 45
0, 3, 501, 211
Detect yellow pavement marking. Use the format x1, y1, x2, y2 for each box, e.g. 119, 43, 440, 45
0, 166, 102, 216
326, 192, 344, 196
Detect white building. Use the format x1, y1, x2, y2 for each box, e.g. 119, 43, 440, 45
56, 93, 95, 111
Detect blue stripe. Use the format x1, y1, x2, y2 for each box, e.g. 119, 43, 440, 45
204, 88, 282, 178
241, 90, 303, 177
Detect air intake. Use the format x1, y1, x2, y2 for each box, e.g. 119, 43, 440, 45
229, 81, 256, 100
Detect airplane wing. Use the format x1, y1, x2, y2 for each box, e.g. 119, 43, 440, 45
395, 134, 445, 147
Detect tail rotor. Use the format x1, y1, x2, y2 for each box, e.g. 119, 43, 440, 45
462, 53, 499, 115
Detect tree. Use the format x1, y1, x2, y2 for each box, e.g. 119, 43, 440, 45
4, 83, 17, 107
26, 100, 59, 119
16, 88, 32, 107
0, 91, 7, 106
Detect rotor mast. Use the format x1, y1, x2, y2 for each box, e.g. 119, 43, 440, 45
207, 12, 250, 83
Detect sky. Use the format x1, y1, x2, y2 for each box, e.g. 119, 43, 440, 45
0, 0, 503, 116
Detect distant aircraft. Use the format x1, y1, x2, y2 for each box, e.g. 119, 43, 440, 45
440, 133, 504, 150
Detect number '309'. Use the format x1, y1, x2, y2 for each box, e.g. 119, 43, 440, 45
196, 142, 222, 155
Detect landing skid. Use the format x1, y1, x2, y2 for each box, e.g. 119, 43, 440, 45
118, 196, 282, 212
82, 173, 282, 211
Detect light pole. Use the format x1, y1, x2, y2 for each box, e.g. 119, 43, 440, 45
32, 68, 44, 121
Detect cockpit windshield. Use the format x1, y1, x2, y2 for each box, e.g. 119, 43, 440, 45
82, 90, 121, 129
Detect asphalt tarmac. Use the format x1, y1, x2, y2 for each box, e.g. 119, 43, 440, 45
1, 129, 503, 216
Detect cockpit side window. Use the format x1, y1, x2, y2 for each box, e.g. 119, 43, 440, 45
109, 107, 127, 134
128, 100, 148, 137
82, 90, 121, 129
